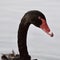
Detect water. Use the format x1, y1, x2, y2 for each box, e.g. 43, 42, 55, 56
0, 0, 60, 60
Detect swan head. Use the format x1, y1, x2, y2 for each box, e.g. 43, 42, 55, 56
23, 10, 54, 37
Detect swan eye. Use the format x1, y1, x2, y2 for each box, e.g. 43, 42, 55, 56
38, 16, 47, 26
38, 16, 41, 19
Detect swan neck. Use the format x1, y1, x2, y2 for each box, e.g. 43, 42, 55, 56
18, 22, 30, 56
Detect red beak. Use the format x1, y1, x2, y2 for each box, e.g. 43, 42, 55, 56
40, 18, 54, 37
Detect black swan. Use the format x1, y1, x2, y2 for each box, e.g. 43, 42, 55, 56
18, 10, 54, 60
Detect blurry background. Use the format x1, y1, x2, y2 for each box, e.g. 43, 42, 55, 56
0, 0, 60, 60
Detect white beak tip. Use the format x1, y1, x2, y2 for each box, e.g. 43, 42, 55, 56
50, 33, 54, 37
48, 31, 54, 37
